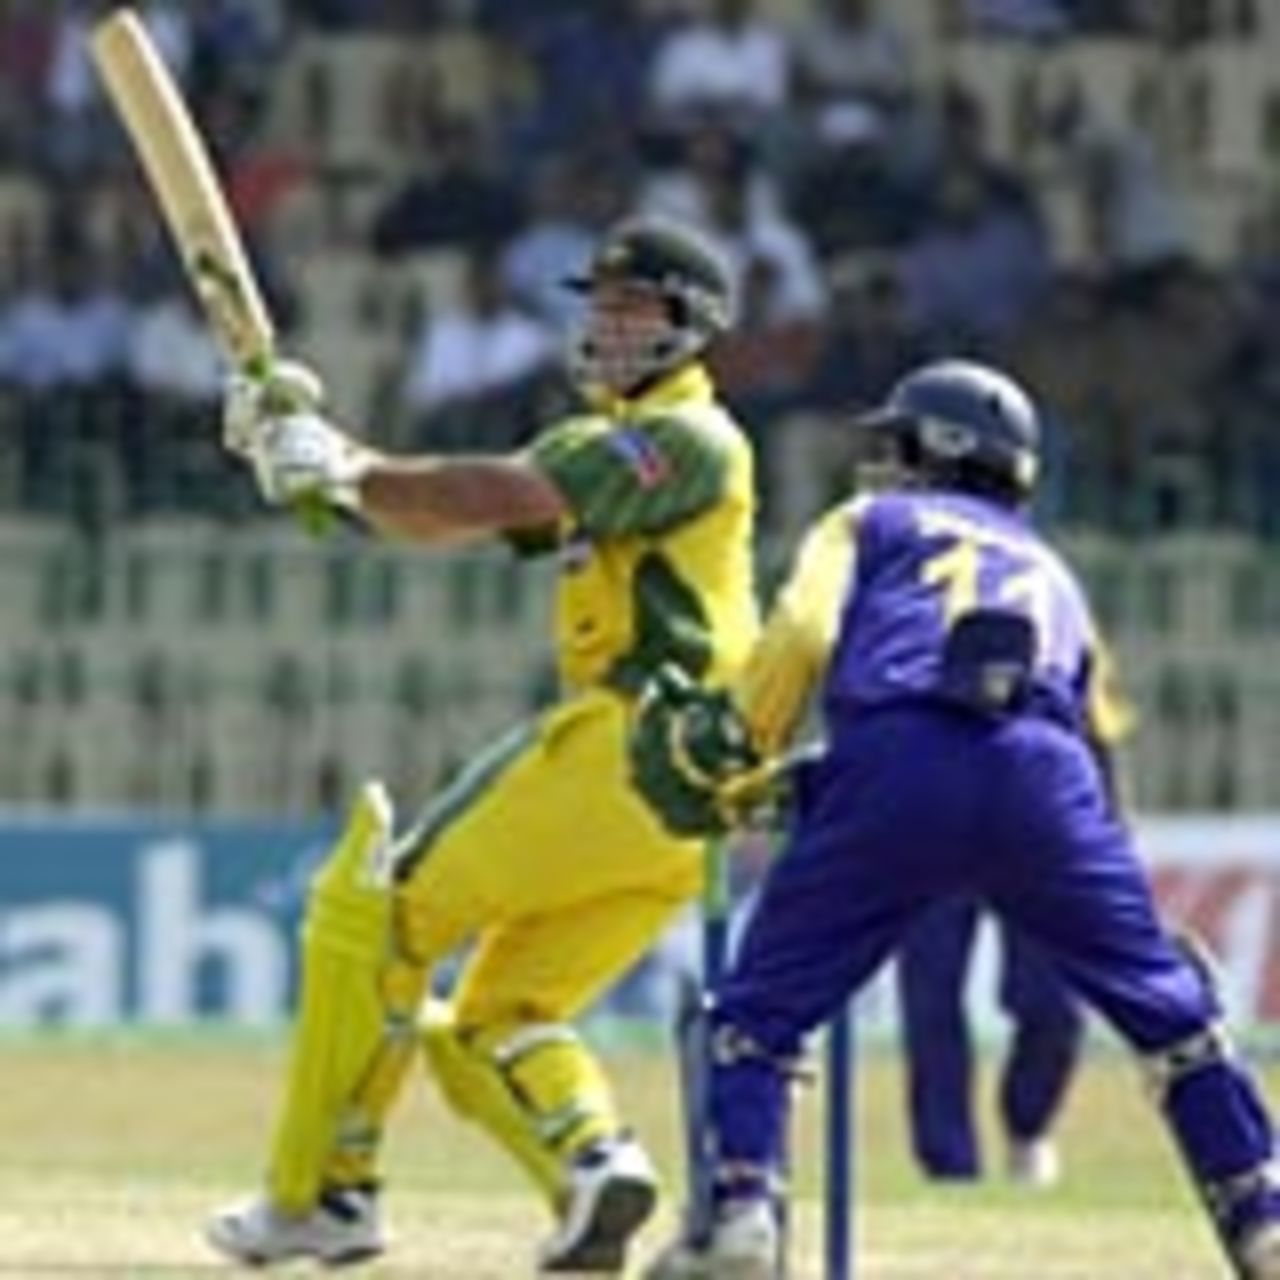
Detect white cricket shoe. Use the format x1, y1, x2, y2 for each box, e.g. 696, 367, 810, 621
1007, 1137, 1061, 1189
642, 1198, 779, 1280
1239, 1219, 1280, 1279
538, 1136, 659, 1273
205, 1185, 385, 1267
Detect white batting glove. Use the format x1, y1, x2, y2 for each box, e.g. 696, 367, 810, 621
223, 357, 326, 461
256, 411, 377, 512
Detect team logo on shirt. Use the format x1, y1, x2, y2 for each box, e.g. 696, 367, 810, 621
608, 428, 671, 488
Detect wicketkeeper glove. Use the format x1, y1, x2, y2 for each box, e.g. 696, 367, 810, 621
629, 664, 772, 838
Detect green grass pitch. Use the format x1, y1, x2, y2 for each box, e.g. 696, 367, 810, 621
0, 1035, 1261, 1277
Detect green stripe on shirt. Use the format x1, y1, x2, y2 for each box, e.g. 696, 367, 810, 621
531, 412, 731, 537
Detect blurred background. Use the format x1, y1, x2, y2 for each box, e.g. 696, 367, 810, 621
3, 0, 1280, 1038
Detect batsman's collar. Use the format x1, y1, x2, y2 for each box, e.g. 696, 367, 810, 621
590, 361, 715, 417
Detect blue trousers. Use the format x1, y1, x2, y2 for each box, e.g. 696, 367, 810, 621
709, 705, 1278, 1239
897, 898, 1083, 1177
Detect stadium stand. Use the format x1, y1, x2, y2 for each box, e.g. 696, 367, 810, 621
2, 0, 1280, 813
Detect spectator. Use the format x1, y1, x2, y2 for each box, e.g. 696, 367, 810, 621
0, 247, 131, 393
958, 0, 1074, 37
790, 101, 924, 259
400, 251, 556, 448
0, 1, 55, 166
777, 260, 929, 529
0, 243, 133, 516
640, 121, 785, 234
900, 161, 1050, 347
806, 258, 930, 413
1008, 271, 1108, 521
369, 115, 524, 257
793, 0, 913, 112
648, 0, 791, 126
500, 153, 629, 334
490, 0, 663, 151
127, 290, 224, 403
698, 164, 827, 327
926, 83, 1037, 215
43, 1, 102, 175
189, 0, 284, 98
639, 124, 823, 328
125, 284, 231, 514
897, 88, 1049, 346
200, 88, 312, 239
285, 0, 368, 30
709, 251, 823, 423
1217, 237, 1280, 535
1035, 80, 1191, 278
1095, 262, 1236, 527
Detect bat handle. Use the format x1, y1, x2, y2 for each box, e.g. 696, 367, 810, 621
242, 353, 339, 537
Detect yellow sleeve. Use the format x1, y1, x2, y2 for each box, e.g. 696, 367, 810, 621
1085, 633, 1137, 745
734, 505, 858, 756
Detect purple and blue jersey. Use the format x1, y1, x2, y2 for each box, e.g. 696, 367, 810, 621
735, 489, 1128, 758
828, 492, 1097, 729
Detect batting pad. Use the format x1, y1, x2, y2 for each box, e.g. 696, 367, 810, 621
421, 1000, 564, 1205
423, 1003, 623, 1206
268, 781, 424, 1212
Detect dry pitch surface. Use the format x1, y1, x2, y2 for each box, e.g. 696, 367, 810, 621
0, 1037, 1259, 1278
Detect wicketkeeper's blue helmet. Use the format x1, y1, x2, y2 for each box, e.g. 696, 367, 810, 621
855, 359, 1040, 504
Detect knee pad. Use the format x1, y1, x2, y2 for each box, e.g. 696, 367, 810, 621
486, 1020, 617, 1155
420, 1004, 576, 1203
1140, 928, 1231, 1108
1140, 1021, 1234, 1106
711, 1020, 810, 1082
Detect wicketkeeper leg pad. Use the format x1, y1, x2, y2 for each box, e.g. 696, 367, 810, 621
1141, 1004, 1280, 1271
421, 1006, 621, 1206
267, 782, 428, 1212
706, 1017, 808, 1205
1124, 931, 1280, 1269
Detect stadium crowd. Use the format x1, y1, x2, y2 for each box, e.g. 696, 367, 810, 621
0, 0, 1276, 537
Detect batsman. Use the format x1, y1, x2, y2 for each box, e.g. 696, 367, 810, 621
205, 217, 759, 1274
632, 360, 1280, 1280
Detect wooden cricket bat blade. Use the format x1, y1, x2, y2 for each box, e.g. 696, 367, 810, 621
90, 7, 275, 371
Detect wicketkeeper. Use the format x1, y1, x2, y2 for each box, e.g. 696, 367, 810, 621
631, 359, 1280, 1280
205, 216, 761, 1275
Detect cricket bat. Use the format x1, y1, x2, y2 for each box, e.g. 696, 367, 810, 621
91, 8, 336, 531
90, 7, 275, 375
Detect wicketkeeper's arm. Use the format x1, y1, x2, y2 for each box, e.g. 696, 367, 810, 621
1082, 628, 1137, 815
733, 505, 855, 752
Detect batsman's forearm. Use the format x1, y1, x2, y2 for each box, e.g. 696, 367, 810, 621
358, 455, 565, 544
